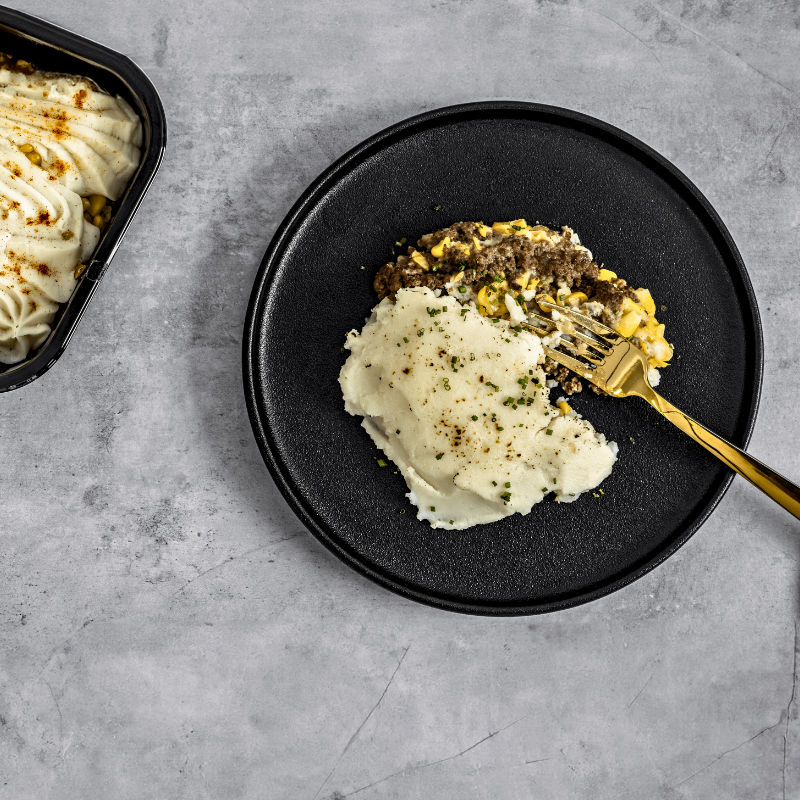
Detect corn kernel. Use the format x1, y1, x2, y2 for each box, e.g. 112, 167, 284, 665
88, 195, 106, 216
492, 222, 513, 235
515, 270, 532, 291
558, 400, 573, 416
536, 294, 556, 312
598, 268, 617, 282
615, 308, 643, 338
635, 288, 656, 315
472, 236, 482, 251
477, 285, 500, 314
410, 250, 429, 270
475, 222, 491, 237
431, 237, 450, 258
566, 291, 588, 307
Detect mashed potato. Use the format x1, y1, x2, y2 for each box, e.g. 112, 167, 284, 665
0, 59, 142, 364
339, 287, 616, 529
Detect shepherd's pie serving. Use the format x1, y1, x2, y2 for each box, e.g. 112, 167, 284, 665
0, 54, 142, 364
342, 220, 672, 529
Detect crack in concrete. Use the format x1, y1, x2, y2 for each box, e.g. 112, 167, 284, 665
38, 619, 94, 677
590, 10, 663, 67
168, 532, 302, 599
783, 621, 798, 800
628, 666, 656, 709
761, 121, 787, 171
42, 678, 64, 766
672, 719, 784, 789
344, 710, 536, 796
652, 4, 797, 97
311, 646, 411, 800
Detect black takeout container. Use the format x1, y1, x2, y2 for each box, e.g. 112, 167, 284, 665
0, 6, 166, 392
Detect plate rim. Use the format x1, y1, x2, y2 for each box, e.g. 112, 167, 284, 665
242, 101, 764, 615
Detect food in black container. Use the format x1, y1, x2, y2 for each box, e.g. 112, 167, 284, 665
0, 7, 166, 392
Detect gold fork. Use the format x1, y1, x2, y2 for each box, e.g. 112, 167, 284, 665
525, 300, 800, 520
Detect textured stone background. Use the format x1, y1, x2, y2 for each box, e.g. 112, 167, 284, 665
1, 1, 798, 798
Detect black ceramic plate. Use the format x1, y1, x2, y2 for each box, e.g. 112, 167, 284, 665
243, 102, 762, 615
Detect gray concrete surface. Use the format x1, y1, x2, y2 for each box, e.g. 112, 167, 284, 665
1, 1, 798, 797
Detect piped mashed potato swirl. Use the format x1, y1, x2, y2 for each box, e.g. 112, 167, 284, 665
340, 287, 616, 529
0, 61, 142, 364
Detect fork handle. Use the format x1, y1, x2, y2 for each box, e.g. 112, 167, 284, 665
640, 387, 800, 520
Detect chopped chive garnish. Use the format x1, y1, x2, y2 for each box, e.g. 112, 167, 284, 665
472, 415, 478, 421
542, 487, 547, 492
500, 491, 511, 501
403, 337, 409, 343
505, 482, 511, 488
430, 505, 436, 511
397, 342, 401, 347
435, 453, 444, 460
377, 459, 387, 467
417, 329, 424, 336
546, 429, 553, 435
553, 478, 557, 484
492, 480, 497, 486
458, 286, 467, 293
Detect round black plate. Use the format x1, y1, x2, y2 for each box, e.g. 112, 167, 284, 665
243, 102, 762, 615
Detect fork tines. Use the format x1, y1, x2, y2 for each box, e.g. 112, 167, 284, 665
523, 301, 624, 386
538, 301, 623, 342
